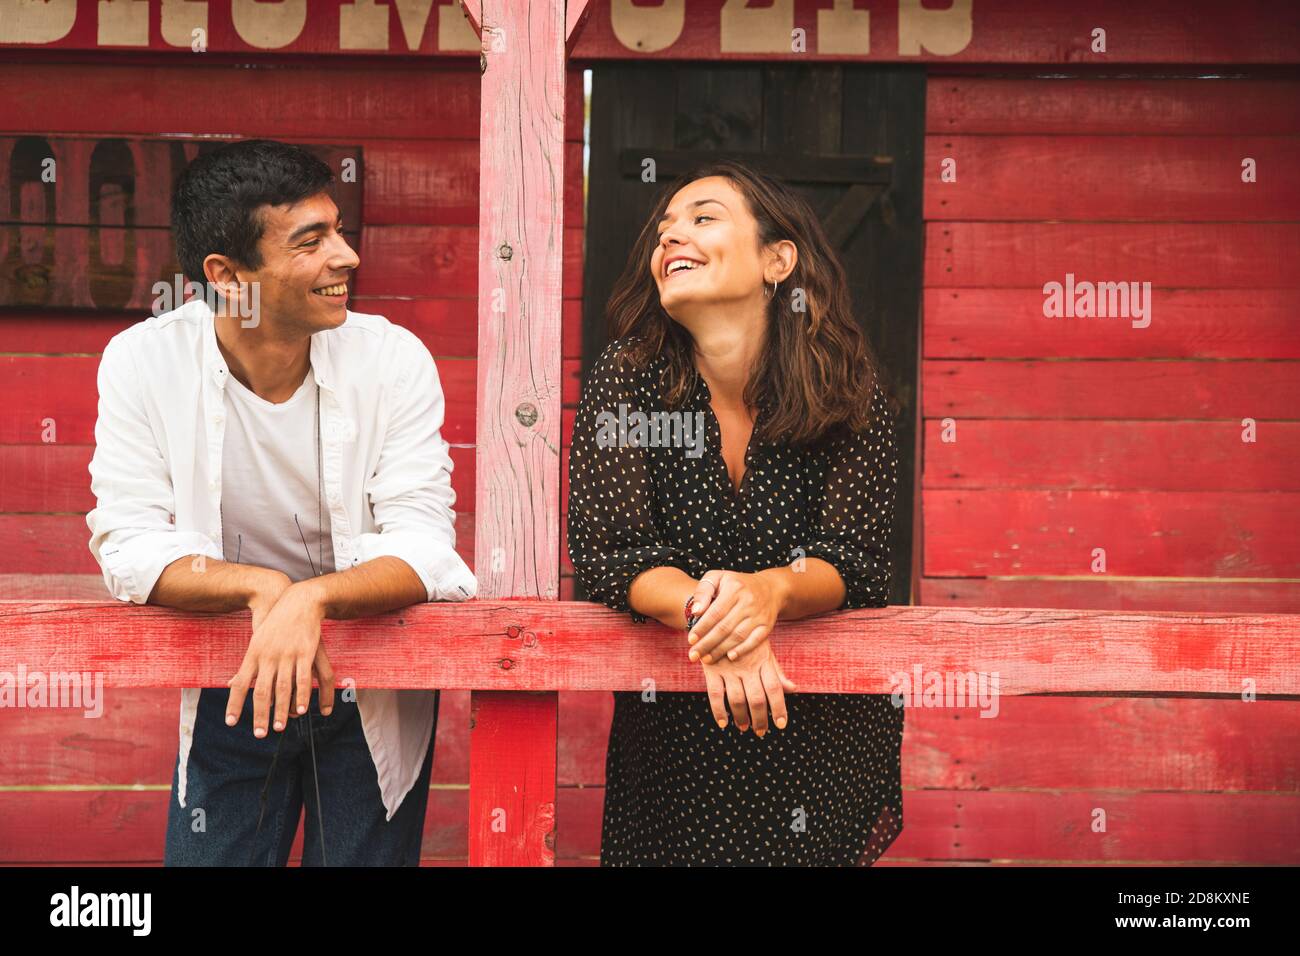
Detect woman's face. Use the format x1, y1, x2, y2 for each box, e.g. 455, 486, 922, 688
650, 176, 770, 319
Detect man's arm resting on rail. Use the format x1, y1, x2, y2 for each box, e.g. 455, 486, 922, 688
149, 555, 291, 617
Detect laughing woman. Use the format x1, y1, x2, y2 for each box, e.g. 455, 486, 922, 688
567, 160, 904, 866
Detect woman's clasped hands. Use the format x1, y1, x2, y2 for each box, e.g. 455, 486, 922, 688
686, 569, 797, 738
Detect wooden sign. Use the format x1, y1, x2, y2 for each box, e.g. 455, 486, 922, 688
570, 0, 1300, 63
0, 137, 362, 310
0, 0, 479, 54
0, 1, 1296, 63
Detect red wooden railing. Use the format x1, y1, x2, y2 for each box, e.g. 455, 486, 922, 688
3, 600, 1298, 865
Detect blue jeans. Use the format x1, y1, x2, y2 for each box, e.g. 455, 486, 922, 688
164, 686, 437, 866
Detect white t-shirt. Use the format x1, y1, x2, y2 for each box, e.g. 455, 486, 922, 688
220, 366, 336, 582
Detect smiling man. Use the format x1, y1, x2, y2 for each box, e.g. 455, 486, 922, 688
86, 139, 476, 866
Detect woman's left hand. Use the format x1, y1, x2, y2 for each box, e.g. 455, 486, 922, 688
687, 569, 786, 665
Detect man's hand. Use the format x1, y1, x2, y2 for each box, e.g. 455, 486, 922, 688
687, 569, 789, 665
226, 581, 334, 737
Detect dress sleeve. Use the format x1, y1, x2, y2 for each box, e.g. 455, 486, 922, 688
798, 375, 900, 610
567, 341, 709, 623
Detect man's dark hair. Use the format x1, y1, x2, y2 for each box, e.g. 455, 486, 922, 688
171, 139, 334, 299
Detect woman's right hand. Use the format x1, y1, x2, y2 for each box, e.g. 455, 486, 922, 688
701, 642, 797, 737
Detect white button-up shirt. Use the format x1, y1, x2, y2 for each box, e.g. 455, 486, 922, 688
86, 297, 477, 820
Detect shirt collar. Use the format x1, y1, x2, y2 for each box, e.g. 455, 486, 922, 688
198, 297, 338, 394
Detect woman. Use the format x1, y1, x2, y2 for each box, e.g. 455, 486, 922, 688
567, 160, 903, 866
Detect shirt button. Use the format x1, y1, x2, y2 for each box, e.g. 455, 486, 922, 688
209, 479, 218, 491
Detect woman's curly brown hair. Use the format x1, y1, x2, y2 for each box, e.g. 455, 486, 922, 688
604, 159, 897, 449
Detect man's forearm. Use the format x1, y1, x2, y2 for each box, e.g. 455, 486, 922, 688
149, 554, 290, 612
289, 556, 428, 621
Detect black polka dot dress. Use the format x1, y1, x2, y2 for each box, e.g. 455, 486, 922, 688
567, 336, 904, 866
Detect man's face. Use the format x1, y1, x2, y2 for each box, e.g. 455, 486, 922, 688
236, 191, 360, 333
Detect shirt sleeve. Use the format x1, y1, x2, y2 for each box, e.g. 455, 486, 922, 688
797, 376, 900, 610
567, 341, 709, 623
352, 326, 477, 603
86, 333, 222, 605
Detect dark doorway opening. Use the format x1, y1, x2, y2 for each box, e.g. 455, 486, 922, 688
580, 63, 925, 605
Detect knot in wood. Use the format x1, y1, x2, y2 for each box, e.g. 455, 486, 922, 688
515, 402, 538, 427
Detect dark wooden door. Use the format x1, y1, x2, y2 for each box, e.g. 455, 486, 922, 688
581, 63, 924, 605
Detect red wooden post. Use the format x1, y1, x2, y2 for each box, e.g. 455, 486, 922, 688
467, 0, 567, 867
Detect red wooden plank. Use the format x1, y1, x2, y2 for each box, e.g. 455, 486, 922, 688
7, 784, 1297, 865
918, 577, 1300, 615
568, 0, 1300, 65
923, 421, 1300, 492
351, 297, 582, 359
885, 790, 1300, 864
0, 62, 480, 138
355, 225, 582, 298
4, 602, 1298, 697
926, 223, 1300, 289
0, 574, 108, 599
924, 489, 1300, 578
362, 139, 479, 226
351, 299, 478, 356
0, 512, 475, 575
0, 314, 136, 353
902, 697, 1300, 792
355, 226, 476, 298
361, 139, 584, 228
923, 288, 1300, 359
922, 359, 1300, 420
926, 135, 1300, 221
928, 78, 1300, 135
0, 445, 94, 511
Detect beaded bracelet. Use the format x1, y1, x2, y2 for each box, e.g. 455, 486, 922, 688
684, 594, 700, 630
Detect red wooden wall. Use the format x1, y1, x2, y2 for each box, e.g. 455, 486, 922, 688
896, 74, 1300, 864
3, 60, 1298, 865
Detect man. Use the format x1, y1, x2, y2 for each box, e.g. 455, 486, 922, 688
86, 139, 475, 866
